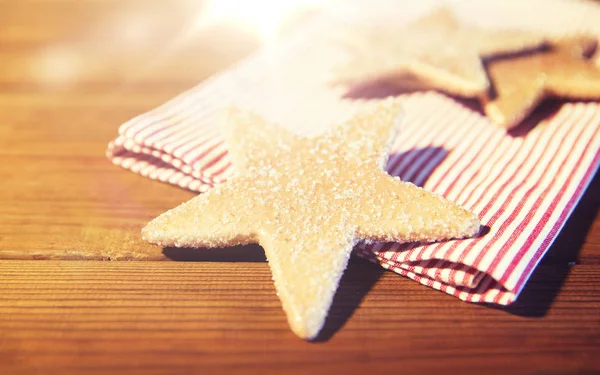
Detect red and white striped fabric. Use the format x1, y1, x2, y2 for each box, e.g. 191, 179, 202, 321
107, 0, 600, 305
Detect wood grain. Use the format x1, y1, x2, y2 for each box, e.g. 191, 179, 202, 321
0, 0, 256, 261
1, 260, 599, 375
0, 0, 599, 374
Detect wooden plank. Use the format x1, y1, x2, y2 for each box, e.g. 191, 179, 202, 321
0, 259, 598, 374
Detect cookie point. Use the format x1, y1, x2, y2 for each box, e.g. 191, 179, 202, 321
289, 316, 323, 341
141, 220, 162, 244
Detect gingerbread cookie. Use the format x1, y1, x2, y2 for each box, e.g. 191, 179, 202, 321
142, 100, 480, 339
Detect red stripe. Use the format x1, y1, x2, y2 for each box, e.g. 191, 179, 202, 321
483, 107, 595, 290
381, 102, 476, 260
402, 146, 443, 184
497, 117, 599, 286
191, 147, 231, 183
154, 125, 206, 153
195, 150, 228, 173
450, 135, 512, 206
386, 97, 457, 176
370, 98, 461, 261
172, 133, 219, 160
185, 141, 225, 166
465, 109, 589, 298
448, 111, 567, 282
128, 100, 193, 142
512, 151, 600, 293
451, 122, 560, 290
206, 161, 233, 180
407, 115, 493, 265
412, 148, 449, 187
173, 132, 220, 160
432, 133, 518, 286
377, 99, 515, 270
427, 124, 488, 192
134, 111, 184, 144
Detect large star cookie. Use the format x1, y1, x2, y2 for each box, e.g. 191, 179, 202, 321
142, 100, 480, 340
483, 36, 600, 129
333, 7, 545, 97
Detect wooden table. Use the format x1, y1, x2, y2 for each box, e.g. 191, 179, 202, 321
1, 1, 599, 374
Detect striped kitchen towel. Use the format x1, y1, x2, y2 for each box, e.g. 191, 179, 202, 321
107, 0, 600, 305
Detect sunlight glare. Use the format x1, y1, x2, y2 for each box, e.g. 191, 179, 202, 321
31, 46, 82, 86
201, 0, 324, 39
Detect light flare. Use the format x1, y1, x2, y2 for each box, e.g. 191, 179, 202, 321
199, 0, 325, 40
30, 46, 82, 86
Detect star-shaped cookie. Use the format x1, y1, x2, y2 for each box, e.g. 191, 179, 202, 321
333, 7, 545, 97
142, 100, 480, 340
483, 36, 600, 129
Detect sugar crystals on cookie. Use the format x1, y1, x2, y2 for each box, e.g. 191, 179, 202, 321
142, 100, 480, 340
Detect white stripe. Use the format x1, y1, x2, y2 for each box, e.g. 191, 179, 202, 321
446, 117, 559, 268
402, 104, 478, 183
409, 111, 495, 262
387, 95, 461, 177
478, 104, 593, 275
502, 106, 600, 289
151, 113, 220, 150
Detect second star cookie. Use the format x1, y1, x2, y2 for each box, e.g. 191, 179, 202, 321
332, 7, 545, 97
483, 36, 600, 129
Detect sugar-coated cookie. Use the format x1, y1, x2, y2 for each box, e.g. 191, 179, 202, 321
333, 8, 545, 97
483, 36, 600, 129
142, 100, 480, 339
